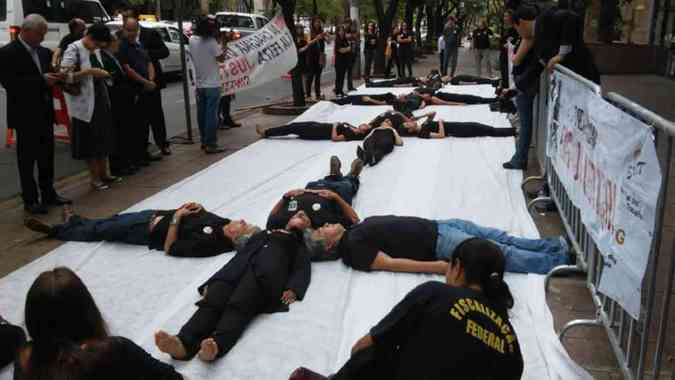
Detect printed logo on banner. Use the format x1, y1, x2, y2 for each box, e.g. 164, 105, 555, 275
545, 71, 662, 319
217, 14, 298, 95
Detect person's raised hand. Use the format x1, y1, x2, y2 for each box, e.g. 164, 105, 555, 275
281, 290, 297, 305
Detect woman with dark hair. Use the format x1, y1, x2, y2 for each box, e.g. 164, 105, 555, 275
289, 238, 524, 380
397, 22, 414, 78
15, 267, 184, 380
305, 17, 328, 100
356, 119, 404, 166
363, 22, 377, 80
334, 25, 352, 97
62, 23, 119, 191
385, 24, 400, 78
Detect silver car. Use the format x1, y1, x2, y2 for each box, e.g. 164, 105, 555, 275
215, 12, 269, 40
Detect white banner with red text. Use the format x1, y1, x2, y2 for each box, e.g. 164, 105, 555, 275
219, 14, 297, 95
546, 70, 662, 319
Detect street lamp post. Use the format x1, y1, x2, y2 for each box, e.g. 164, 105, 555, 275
176, 0, 194, 142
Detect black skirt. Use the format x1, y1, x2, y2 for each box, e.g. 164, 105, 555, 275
70, 78, 116, 160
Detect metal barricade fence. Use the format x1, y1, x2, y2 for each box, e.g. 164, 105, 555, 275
523, 65, 675, 380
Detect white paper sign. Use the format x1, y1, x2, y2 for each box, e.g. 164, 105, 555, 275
546, 71, 662, 319
219, 14, 297, 95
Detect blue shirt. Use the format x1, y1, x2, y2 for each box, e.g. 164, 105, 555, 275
117, 39, 150, 80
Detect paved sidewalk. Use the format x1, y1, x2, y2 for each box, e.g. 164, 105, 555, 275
1, 47, 670, 379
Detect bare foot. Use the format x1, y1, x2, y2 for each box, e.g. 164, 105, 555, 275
155, 330, 187, 359
255, 124, 266, 138
197, 338, 219, 362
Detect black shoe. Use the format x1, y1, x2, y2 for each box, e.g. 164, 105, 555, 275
356, 146, 365, 161
329, 156, 342, 177
24, 217, 54, 234
502, 161, 526, 170
205, 146, 226, 154
42, 194, 72, 206
161, 147, 172, 156
24, 203, 48, 215
347, 87, 356, 92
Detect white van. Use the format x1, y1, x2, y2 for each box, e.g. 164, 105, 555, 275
0, 0, 110, 49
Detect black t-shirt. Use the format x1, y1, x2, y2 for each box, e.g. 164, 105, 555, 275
296, 38, 308, 67
336, 123, 366, 141
396, 94, 423, 116
335, 36, 351, 57
338, 216, 438, 271
370, 111, 407, 132
473, 28, 493, 50
418, 120, 440, 139
266, 192, 352, 230
149, 210, 233, 257
370, 281, 524, 380
365, 33, 377, 51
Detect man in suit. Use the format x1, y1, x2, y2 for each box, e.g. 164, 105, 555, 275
123, 9, 172, 158
0, 14, 71, 214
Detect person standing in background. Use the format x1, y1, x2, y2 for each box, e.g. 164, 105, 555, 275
344, 18, 358, 92
385, 24, 400, 78
442, 16, 461, 77
334, 25, 352, 98
0, 14, 71, 214
190, 16, 226, 154
52, 18, 85, 68
472, 19, 493, 77
363, 22, 377, 81
397, 22, 414, 78
438, 34, 445, 73
218, 30, 241, 129
295, 25, 309, 100
305, 17, 328, 101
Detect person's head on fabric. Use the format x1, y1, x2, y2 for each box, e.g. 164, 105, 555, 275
303, 223, 346, 261
227, 220, 263, 252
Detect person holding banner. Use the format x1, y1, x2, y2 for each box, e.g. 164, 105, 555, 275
190, 16, 227, 154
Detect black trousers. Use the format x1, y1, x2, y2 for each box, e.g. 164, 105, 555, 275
365, 77, 418, 88
399, 50, 413, 78
364, 49, 375, 79
15, 125, 55, 205
177, 270, 269, 360
346, 54, 355, 90
332, 93, 396, 106
332, 345, 396, 380
132, 93, 151, 162
109, 87, 134, 173
219, 95, 235, 125
335, 56, 350, 94
362, 132, 395, 166
264, 122, 333, 140
305, 64, 323, 98
450, 75, 497, 85
143, 89, 168, 149
0, 323, 25, 368
442, 122, 516, 138
385, 48, 399, 78
434, 92, 497, 104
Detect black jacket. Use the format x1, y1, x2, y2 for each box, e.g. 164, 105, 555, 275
139, 27, 170, 89
198, 230, 311, 312
0, 40, 55, 131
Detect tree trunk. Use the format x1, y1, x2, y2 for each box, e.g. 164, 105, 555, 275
404, 1, 415, 30
598, 0, 618, 44
373, 0, 400, 75
276, 0, 305, 106
414, 4, 424, 55
312, 0, 317, 15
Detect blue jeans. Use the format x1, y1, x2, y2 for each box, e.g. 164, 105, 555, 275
306, 175, 360, 205
53, 210, 155, 246
434, 219, 569, 274
509, 92, 535, 167
196, 87, 221, 148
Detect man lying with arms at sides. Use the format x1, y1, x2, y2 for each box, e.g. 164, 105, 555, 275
267, 156, 363, 230
256, 121, 371, 141
155, 210, 312, 362
290, 238, 524, 380
399, 112, 516, 139
24, 202, 258, 257
303, 215, 570, 274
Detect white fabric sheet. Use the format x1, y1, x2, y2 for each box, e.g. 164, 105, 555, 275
0, 109, 589, 380
350, 83, 496, 98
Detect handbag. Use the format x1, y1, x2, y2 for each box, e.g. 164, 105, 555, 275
62, 47, 82, 96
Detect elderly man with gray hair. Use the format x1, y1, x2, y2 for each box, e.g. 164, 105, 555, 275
0, 14, 71, 215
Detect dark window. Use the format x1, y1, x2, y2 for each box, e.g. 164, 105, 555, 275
21, 0, 107, 23
0, 0, 6, 21
216, 14, 255, 29
156, 27, 170, 42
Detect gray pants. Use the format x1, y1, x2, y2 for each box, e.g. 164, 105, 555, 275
474, 49, 492, 77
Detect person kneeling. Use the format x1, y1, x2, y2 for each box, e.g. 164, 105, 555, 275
24, 203, 257, 257
155, 211, 312, 362
304, 215, 569, 274
289, 238, 524, 380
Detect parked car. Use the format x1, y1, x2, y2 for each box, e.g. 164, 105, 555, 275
0, 0, 110, 49
215, 11, 269, 40
107, 20, 189, 75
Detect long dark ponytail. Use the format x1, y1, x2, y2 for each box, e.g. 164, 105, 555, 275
451, 238, 514, 314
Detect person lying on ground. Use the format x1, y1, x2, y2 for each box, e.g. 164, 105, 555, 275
0, 315, 25, 369
366, 110, 435, 134
267, 156, 363, 230
332, 92, 429, 117
303, 215, 570, 274
289, 238, 524, 380
366, 70, 500, 89
256, 122, 371, 142
400, 113, 516, 139
356, 119, 405, 167
155, 211, 311, 363
449, 74, 501, 86
24, 202, 258, 257
413, 87, 499, 106
15, 267, 186, 380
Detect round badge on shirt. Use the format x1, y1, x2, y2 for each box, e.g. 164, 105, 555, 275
312, 203, 321, 211
203, 226, 213, 234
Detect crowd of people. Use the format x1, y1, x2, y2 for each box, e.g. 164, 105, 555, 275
0, 0, 602, 378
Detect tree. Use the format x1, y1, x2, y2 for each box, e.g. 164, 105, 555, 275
373, 0, 400, 74
275, 0, 306, 106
